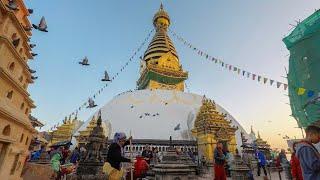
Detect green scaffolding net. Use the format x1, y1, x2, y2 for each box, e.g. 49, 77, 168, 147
283, 10, 320, 128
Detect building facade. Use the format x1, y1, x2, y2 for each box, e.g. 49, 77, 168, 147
0, 0, 36, 179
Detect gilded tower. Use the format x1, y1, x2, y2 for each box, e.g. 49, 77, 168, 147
49, 115, 83, 146
192, 97, 237, 161
0, 0, 36, 179
137, 4, 188, 91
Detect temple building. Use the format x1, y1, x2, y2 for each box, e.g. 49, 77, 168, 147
0, 0, 37, 179
49, 116, 83, 146
74, 4, 252, 161
192, 97, 237, 161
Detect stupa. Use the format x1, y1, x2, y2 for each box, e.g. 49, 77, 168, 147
74, 4, 252, 162
68, 112, 107, 180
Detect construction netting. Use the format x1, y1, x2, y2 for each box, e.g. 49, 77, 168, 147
283, 10, 320, 128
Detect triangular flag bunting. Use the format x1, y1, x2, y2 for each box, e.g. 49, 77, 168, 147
284, 84, 288, 90
263, 77, 268, 84
276, 82, 282, 88
270, 80, 274, 86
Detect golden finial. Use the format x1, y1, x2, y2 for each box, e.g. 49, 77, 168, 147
160, 2, 164, 10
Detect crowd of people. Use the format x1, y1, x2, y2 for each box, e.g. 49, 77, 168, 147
26, 125, 320, 180
213, 125, 320, 180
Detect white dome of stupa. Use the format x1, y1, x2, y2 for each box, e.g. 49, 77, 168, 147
74, 89, 251, 151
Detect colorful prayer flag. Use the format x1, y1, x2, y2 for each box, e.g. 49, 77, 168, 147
229, 65, 232, 71
247, 72, 251, 78
277, 82, 282, 88
284, 84, 288, 90
263, 78, 268, 84
297, 88, 306, 95
270, 80, 274, 86
233, 67, 237, 71
242, 70, 246, 76
252, 74, 256, 80
258, 76, 261, 82
307, 90, 315, 97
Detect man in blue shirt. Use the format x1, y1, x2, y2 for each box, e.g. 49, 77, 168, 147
295, 125, 320, 179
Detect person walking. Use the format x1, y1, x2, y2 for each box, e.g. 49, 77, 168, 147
290, 151, 303, 180
214, 142, 227, 180
295, 125, 320, 179
279, 149, 292, 179
225, 150, 233, 177
50, 146, 63, 180
256, 150, 267, 177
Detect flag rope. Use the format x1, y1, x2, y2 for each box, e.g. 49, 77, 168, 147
50, 29, 154, 130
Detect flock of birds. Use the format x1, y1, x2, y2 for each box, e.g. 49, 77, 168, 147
6, 0, 113, 109
6, 0, 49, 81
79, 56, 112, 109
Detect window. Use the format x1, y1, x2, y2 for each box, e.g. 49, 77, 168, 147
20, 103, 24, 110
25, 137, 29, 145
10, 154, 19, 175
2, 125, 11, 136
8, 62, 15, 71
20, 134, 24, 143
11, 33, 17, 41
25, 108, 28, 115
19, 76, 23, 83
6, 90, 13, 99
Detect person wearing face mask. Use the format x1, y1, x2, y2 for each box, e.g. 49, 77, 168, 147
294, 125, 320, 179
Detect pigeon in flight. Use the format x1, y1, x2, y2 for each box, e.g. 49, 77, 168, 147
29, 44, 36, 48
87, 98, 97, 108
79, 56, 90, 66
31, 53, 38, 57
32, 16, 48, 32
174, 123, 181, 131
6, 0, 19, 11
28, 69, 36, 73
130, 105, 134, 109
101, 71, 111, 81
28, 9, 33, 14
31, 76, 38, 80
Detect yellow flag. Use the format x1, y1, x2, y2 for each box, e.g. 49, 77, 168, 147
297, 88, 306, 95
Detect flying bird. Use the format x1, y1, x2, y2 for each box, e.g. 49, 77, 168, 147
174, 123, 181, 131
31, 53, 38, 57
29, 44, 36, 48
29, 69, 36, 73
79, 57, 89, 66
130, 105, 134, 109
6, 0, 19, 11
28, 9, 33, 14
31, 76, 38, 80
32, 16, 48, 32
101, 71, 111, 81
87, 98, 97, 108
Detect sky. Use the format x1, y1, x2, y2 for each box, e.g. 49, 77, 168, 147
26, 0, 320, 149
